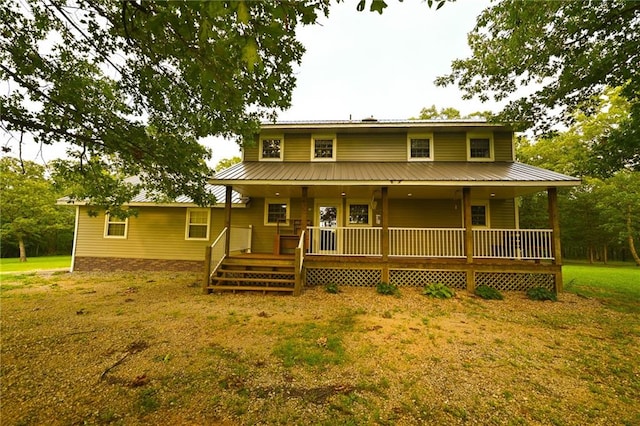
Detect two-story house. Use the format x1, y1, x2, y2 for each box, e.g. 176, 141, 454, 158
206, 119, 580, 295
64, 119, 579, 295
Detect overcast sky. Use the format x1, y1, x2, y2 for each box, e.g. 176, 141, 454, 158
10, 0, 495, 167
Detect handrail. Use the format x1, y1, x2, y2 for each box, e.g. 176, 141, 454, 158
209, 227, 228, 278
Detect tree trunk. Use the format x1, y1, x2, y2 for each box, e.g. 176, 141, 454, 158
626, 206, 640, 266
19, 237, 27, 262
603, 244, 608, 264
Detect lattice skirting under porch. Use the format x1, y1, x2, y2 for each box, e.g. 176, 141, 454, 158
475, 272, 555, 291
306, 267, 556, 292
389, 269, 467, 289
306, 268, 382, 287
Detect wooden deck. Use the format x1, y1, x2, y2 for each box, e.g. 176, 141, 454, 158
205, 253, 297, 294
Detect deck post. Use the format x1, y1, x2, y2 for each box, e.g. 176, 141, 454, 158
548, 187, 563, 292
224, 185, 232, 257
301, 186, 308, 249
463, 187, 475, 292
381, 186, 389, 283
203, 245, 212, 294
294, 246, 302, 296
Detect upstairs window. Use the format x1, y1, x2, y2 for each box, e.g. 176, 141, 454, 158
260, 135, 284, 161
185, 208, 210, 240
264, 198, 290, 226
467, 132, 494, 161
104, 214, 128, 239
311, 134, 336, 161
407, 133, 433, 161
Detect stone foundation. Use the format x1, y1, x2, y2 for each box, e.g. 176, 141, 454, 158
73, 256, 203, 273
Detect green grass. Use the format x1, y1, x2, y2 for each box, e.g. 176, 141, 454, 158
564, 263, 640, 314
0, 255, 71, 273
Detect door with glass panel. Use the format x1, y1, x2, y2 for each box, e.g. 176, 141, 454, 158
316, 203, 340, 254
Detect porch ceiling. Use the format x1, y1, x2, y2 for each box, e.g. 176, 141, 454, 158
210, 161, 580, 199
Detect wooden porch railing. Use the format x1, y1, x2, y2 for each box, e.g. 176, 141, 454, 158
294, 230, 306, 296
389, 227, 465, 258
305, 226, 554, 260
473, 229, 554, 260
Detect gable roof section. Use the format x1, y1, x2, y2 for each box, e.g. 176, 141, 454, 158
210, 161, 580, 188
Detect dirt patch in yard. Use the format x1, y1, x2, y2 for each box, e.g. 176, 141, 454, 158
1, 271, 639, 425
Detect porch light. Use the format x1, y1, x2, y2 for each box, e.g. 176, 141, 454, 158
490, 193, 496, 197
407, 193, 412, 197
341, 192, 346, 196
275, 192, 280, 196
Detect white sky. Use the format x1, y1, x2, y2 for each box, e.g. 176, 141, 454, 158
8, 0, 496, 168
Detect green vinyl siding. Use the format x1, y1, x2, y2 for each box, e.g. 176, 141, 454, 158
337, 133, 406, 162
494, 131, 513, 161
387, 199, 462, 228
75, 206, 214, 261
490, 199, 516, 228
433, 132, 466, 161
283, 133, 312, 161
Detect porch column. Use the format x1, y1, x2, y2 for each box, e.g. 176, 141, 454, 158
224, 185, 232, 256
463, 187, 476, 292
381, 186, 389, 282
301, 186, 308, 246
548, 187, 563, 292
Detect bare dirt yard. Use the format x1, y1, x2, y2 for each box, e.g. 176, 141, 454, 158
1, 271, 639, 425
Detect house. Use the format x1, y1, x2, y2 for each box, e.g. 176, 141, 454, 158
63, 119, 580, 296
205, 119, 580, 295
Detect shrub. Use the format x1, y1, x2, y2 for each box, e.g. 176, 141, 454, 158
422, 283, 455, 299
324, 283, 340, 294
475, 285, 503, 300
376, 282, 398, 296
526, 286, 557, 301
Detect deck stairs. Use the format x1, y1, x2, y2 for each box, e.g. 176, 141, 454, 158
208, 255, 296, 294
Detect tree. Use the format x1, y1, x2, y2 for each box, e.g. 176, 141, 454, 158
0, 0, 331, 210
596, 171, 640, 265
215, 156, 242, 173
412, 105, 494, 120
436, 0, 640, 159
0, 157, 74, 261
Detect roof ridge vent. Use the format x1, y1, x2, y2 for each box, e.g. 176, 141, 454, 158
361, 116, 378, 122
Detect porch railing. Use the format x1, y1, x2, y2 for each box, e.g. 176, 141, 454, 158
307, 226, 382, 255
305, 226, 554, 260
209, 227, 227, 279
230, 225, 252, 253
389, 227, 465, 258
473, 229, 554, 260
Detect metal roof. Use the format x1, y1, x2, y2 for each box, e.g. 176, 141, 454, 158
260, 119, 512, 132
211, 161, 580, 187
57, 179, 243, 207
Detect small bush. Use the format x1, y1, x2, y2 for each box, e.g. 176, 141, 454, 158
422, 283, 455, 299
376, 282, 398, 296
526, 286, 557, 301
325, 283, 340, 294
475, 285, 503, 300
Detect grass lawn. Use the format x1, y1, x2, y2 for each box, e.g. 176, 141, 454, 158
1, 264, 639, 425
564, 262, 640, 314
0, 255, 71, 273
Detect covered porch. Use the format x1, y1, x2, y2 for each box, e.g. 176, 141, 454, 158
205, 161, 579, 294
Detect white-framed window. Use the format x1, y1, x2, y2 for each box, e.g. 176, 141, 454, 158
467, 132, 494, 161
407, 132, 434, 161
104, 213, 128, 239
259, 134, 284, 161
264, 198, 290, 226
471, 201, 490, 228
347, 201, 372, 226
185, 208, 210, 240
311, 134, 337, 161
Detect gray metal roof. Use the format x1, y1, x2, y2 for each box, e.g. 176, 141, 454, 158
260, 119, 512, 132
211, 161, 580, 187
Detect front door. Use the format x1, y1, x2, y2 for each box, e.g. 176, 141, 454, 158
316, 202, 341, 254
